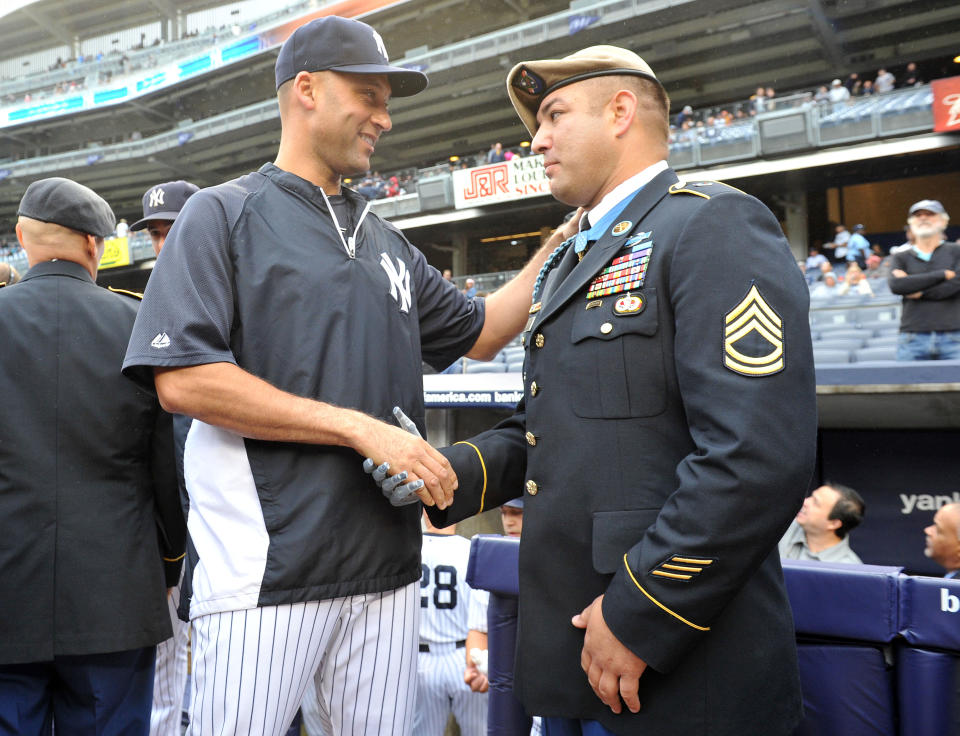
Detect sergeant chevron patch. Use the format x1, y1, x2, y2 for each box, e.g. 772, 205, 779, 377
723, 284, 784, 377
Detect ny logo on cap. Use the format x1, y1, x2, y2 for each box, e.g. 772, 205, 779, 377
149, 188, 165, 208
371, 29, 388, 61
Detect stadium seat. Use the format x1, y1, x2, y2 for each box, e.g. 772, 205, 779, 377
500, 346, 525, 362
813, 327, 867, 341
858, 318, 901, 335
506, 359, 525, 373
465, 362, 507, 373
855, 345, 897, 362
866, 335, 899, 348
813, 348, 852, 364
814, 337, 868, 352
810, 309, 857, 327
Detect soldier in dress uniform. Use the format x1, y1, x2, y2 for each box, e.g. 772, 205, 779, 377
420, 46, 817, 736
0, 178, 184, 733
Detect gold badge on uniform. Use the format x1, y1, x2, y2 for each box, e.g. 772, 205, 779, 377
611, 220, 632, 236
614, 293, 644, 315
723, 284, 784, 377
651, 555, 715, 582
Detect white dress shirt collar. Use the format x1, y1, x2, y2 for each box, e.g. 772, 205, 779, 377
581, 159, 669, 231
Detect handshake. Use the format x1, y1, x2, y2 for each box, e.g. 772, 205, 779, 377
362, 406, 437, 507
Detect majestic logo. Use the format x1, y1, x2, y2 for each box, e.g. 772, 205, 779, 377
148, 188, 165, 208
462, 164, 509, 200
150, 332, 171, 349
380, 254, 412, 313
723, 284, 784, 377
371, 30, 389, 61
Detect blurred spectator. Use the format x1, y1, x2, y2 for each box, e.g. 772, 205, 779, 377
828, 78, 850, 108
805, 247, 828, 274
384, 176, 400, 197
924, 503, 960, 577
889, 199, 960, 360
676, 104, 694, 127
811, 273, 839, 298
814, 85, 830, 104
500, 498, 523, 538
837, 267, 874, 297
115, 218, 128, 239
486, 142, 504, 164
817, 260, 835, 282
847, 224, 870, 269
875, 68, 896, 93
357, 178, 380, 200
779, 483, 865, 564
462, 278, 477, 298
901, 61, 923, 87
0, 262, 20, 288
750, 86, 766, 114
860, 79, 876, 96
843, 72, 860, 95
441, 269, 454, 282
826, 224, 850, 263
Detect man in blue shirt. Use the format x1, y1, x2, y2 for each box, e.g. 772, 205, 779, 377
846, 224, 870, 269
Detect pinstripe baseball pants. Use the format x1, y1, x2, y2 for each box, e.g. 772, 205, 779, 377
186, 582, 419, 736
412, 643, 488, 736
150, 580, 190, 736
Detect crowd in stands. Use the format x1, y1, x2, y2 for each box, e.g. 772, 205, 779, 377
668, 60, 929, 143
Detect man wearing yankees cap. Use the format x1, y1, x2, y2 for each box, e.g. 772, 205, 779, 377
418, 44, 816, 735
123, 15, 565, 736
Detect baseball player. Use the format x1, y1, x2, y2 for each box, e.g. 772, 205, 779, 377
122, 16, 559, 736
129, 180, 199, 735
414, 513, 489, 736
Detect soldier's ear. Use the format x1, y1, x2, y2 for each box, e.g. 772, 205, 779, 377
610, 89, 638, 137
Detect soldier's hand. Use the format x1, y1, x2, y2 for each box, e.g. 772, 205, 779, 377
572, 595, 647, 715
357, 410, 455, 508
362, 459, 424, 506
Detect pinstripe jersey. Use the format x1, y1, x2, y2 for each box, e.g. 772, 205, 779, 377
419, 533, 488, 644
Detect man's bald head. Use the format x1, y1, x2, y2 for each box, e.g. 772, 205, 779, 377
16, 216, 104, 277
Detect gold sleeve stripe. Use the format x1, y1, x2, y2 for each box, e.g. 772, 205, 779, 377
454, 441, 488, 513
662, 564, 701, 572
672, 557, 713, 565
624, 554, 710, 631
652, 571, 693, 580
163, 552, 186, 562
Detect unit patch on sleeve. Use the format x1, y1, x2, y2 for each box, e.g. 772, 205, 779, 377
723, 283, 784, 377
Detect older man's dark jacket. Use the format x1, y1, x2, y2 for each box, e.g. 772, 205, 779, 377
430, 168, 817, 736
0, 259, 184, 665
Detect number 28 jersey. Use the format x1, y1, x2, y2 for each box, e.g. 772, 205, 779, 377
419, 533, 489, 645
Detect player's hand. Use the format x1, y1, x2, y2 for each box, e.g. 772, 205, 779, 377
464, 663, 489, 693
554, 207, 585, 244
572, 595, 646, 715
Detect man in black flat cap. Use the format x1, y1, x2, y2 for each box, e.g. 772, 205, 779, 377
417, 45, 816, 736
122, 15, 563, 736
0, 177, 184, 734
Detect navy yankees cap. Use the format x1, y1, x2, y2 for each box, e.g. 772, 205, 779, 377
274, 16, 427, 96
18, 177, 115, 238
130, 180, 199, 231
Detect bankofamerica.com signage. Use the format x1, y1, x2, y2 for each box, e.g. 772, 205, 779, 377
453, 154, 551, 209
